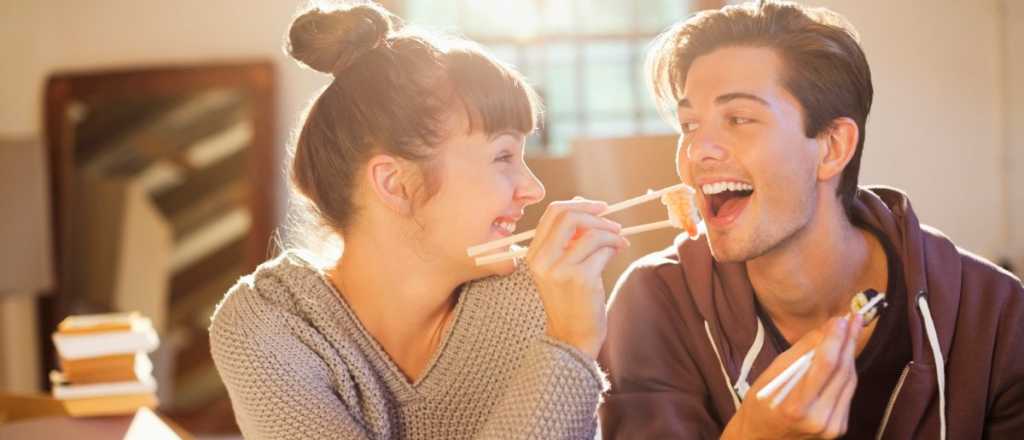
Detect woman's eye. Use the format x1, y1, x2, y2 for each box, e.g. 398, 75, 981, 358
494, 153, 513, 163
730, 116, 753, 125
680, 121, 699, 134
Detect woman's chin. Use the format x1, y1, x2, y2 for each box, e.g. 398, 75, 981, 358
472, 258, 517, 278
492, 259, 518, 276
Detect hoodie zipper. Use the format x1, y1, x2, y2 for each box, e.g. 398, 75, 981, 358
876, 361, 912, 440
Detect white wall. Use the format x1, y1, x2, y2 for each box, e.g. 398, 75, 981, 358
1, 0, 330, 150
809, 0, 1007, 261
1004, 0, 1024, 270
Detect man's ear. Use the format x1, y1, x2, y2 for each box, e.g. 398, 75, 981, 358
816, 116, 859, 182
366, 154, 414, 216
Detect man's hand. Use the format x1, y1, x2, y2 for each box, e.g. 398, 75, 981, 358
722, 314, 864, 439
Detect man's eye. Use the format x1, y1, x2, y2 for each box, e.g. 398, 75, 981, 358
730, 116, 753, 125
681, 121, 699, 133
494, 153, 513, 163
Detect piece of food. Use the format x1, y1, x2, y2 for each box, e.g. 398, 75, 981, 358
661, 186, 702, 238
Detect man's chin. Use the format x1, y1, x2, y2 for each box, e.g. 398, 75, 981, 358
707, 236, 757, 263
710, 249, 749, 264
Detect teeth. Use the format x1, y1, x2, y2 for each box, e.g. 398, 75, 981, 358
494, 220, 516, 234
701, 182, 753, 195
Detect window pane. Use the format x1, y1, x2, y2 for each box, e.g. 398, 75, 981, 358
583, 42, 635, 115
540, 43, 579, 118
540, 0, 576, 34
546, 117, 582, 155
401, 0, 699, 149
642, 114, 678, 133
460, 1, 541, 39
587, 117, 638, 138
404, 0, 459, 30
637, 0, 691, 32
487, 44, 520, 67
634, 40, 660, 111
578, 0, 634, 34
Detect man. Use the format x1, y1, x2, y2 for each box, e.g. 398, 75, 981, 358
598, 1, 1024, 438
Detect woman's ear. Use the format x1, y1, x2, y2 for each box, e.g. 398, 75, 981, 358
816, 116, 859, 182
366, 154, 414, 216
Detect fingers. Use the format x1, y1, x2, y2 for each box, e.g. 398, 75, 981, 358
822, 364, 858, 438
793, 314, 862, 436
787, 317, 853, 411
555, 228, 629, 267
528, 200, 621, 269
754, 326, 826, 388
531, 199, 608, 251
740, 314, 863, 440
579, 246, 618, 281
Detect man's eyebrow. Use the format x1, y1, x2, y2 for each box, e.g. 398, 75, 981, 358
677, 92, 771, 109
716, 92, 770, 107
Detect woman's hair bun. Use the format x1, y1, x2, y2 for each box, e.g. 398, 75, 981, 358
286, 3, 394, 75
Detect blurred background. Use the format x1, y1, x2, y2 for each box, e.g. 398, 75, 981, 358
1, 0, 1021, 438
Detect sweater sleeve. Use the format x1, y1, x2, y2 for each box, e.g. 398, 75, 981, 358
209, 283, 371, 440
598, 263, 723, 439
476, 335, 606, 439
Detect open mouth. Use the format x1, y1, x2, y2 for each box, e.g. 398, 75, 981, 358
491, 217, 518, 237
701, 181, 754, 223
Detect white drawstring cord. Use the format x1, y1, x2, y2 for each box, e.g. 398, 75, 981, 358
734, 319, 764, 400
705, 321, 742, 410
917, 295, 947, 440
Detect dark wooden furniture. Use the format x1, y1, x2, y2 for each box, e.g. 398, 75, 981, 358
42, 61, 278, 434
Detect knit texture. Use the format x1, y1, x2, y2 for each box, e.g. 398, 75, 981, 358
209, 251, 606, 439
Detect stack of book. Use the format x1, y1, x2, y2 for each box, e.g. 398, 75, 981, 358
49, 312, 160, 417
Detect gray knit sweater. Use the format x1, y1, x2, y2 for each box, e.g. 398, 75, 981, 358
209, 251, 606, 439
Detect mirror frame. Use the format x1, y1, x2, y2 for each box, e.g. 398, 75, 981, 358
40, 61, 278, 390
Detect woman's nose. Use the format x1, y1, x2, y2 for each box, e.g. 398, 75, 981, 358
516, 165, 546, 206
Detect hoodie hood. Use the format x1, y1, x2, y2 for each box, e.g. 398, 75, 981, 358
676, 186, 961, 439
679, 186, 960, 370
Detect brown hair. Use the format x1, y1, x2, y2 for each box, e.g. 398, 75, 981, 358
647, 0, 873, 217
284, 2, 540, 244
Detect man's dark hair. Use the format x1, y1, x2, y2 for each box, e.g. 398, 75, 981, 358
648, 0, 873, 217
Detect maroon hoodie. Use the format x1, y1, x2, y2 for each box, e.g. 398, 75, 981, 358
599, 187, 1024, 439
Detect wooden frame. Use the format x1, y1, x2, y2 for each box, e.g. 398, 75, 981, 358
40, 61, 278, 393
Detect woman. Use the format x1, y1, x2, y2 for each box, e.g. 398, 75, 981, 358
208, 3, 629, 439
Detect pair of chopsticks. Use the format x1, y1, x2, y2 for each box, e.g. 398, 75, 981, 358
468, 183, 694, 266
754, 292, 887, 408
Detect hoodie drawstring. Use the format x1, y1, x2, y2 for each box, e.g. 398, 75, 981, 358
917, 293, 947, 440
705, 320, 742, 410
708, 300, 947, 440
704, 319, 764, 409
734, 319, 764, 400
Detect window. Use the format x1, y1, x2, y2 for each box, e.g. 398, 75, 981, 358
401, 0, 700, 154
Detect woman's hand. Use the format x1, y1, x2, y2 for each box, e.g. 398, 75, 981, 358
722, 315, 863, 440
525, 198, 629, 359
